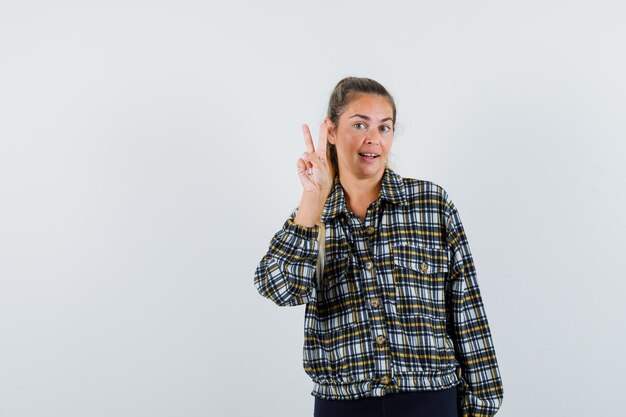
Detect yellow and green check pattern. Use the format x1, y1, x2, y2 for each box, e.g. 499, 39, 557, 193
254, 167, 503, 416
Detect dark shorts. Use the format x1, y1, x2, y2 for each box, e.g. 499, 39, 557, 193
313, 384, 459, 417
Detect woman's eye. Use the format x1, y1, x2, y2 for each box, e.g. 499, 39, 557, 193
380, 125, 391, 133
354, 122, 366, 130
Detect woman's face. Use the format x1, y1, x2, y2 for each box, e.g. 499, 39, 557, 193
329, 93, 394, 180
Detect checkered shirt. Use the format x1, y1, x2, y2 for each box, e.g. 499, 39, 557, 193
254, 167, 503, 416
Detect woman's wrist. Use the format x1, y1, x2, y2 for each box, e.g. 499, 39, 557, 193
293, 192, 327, 227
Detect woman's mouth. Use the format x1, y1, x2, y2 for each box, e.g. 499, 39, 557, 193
359, 152, 380, 162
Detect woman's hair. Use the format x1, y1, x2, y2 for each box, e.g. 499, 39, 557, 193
316, 77, 396, 287
325, 76, 397, 179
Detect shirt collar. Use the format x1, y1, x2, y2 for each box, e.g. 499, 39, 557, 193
321, 166, 408, 223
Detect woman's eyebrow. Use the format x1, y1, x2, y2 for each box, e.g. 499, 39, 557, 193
348, 114, 394, 122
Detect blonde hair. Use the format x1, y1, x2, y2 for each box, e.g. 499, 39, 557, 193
315, 223, 326, 287
315, 77, 397, 287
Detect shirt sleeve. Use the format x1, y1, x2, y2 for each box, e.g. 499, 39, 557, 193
253, 209, 320, 307
443, 196, 504, 417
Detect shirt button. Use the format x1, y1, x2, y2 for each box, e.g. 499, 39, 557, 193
380, 375, 391, 385
365, 261, 374, 270
420, 261, 428, 273
375, 335, 386, 345
370, 298, 380, 308
365, 226, 375, 235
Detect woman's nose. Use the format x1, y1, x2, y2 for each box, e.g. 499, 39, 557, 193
365, 132, 381, 144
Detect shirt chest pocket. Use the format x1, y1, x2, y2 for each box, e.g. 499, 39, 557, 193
392, 244, 449, 320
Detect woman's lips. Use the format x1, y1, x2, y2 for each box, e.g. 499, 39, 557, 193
359, 152, 380, 162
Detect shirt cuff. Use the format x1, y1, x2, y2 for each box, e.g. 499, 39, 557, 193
282, 218, 320, 240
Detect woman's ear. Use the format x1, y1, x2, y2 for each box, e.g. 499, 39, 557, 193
325, 118, 336, 144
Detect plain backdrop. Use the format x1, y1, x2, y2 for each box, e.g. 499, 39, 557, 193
1, 1, 625, 416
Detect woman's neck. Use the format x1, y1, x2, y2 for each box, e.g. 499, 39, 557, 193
339, 170, 384, 217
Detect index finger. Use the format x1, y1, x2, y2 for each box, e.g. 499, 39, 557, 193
317, 120, 329, 153
302, 124, 315, 153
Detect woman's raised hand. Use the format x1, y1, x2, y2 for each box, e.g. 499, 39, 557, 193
297, 120, 333, 197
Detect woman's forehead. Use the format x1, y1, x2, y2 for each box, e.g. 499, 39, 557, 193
343, 94, 394, 120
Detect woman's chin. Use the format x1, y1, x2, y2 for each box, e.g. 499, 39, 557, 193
356, 163, 385, 178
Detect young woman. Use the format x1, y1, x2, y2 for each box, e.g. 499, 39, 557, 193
254, 77, 503, 417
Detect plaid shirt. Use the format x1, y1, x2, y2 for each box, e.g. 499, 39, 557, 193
254, 167, 503, 416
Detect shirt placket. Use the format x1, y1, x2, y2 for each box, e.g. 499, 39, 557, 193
344, 199, 394, 395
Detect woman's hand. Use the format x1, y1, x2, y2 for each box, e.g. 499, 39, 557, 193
297, 120, 333, 197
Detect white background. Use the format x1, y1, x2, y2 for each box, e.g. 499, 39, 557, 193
1, 1, 625, 416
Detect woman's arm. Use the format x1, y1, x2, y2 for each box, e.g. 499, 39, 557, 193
253, 210, 319, 306
444, 196, 504, 417
254, 122, 332, 306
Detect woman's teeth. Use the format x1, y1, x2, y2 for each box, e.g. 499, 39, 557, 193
359, 153, 379, 157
